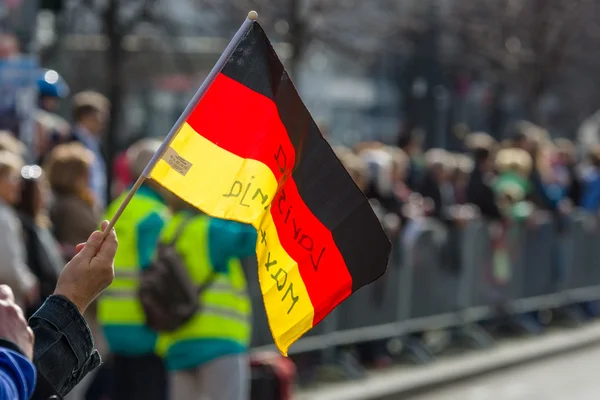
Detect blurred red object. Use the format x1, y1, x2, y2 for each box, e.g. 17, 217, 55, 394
250, 351, 296, 400
60, 244, 77, 262
0, 33, 19, 58
112, 152, 133, 198
455, 75, 470, 97
5, 0, 23, 9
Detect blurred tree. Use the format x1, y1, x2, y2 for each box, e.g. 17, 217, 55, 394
448, 0, 600, 129
39, 0, 63, 12
199, 0, 424, 77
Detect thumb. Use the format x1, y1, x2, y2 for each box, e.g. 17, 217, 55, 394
76, 230, 104, 260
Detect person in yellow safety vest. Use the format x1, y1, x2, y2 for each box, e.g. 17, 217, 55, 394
97, 139, 170, 400
156, 196, 257, 400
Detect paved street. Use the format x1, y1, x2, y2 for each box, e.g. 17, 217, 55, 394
408, 344, 600, 400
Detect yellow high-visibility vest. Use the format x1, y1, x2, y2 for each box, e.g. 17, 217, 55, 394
156, 212, 251, 356
97, 192, 169, 326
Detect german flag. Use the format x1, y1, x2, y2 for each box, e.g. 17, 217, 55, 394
149, 19, 391, 354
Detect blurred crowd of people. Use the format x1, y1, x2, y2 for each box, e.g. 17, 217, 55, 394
0, 84, 110, 311
335, 120, 600, 243
330, 121, 600, 369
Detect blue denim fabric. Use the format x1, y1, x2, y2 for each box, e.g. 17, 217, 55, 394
0, 346, 36, 400
29, 295, 100, 397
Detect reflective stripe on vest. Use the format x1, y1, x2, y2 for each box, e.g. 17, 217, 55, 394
155, 213, 252, 356
97, 192, 168, 326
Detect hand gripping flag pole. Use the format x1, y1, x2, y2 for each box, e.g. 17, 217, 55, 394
102, 11, 259, 238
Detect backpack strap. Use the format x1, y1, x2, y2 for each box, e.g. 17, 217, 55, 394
197, 272, 217, 295
167, 214, 196, 246
167, 213, 217, 294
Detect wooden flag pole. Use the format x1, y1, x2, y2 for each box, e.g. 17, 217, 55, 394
103, 11, 258, 237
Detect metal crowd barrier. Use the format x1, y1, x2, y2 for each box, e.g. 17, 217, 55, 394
247, 211, 600, 355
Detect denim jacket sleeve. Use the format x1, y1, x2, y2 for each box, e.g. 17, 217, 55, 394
29, 295, 101, 397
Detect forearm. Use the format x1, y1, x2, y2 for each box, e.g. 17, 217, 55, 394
29, 295, 101, 397
210, 219, 257, 259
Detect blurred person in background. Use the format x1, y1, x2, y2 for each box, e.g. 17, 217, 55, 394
500, 138, 515, 149
493, 148, 534, 221
98, 139, 170, 400
45, 142, 105, 400
516, 123, 561, 215
510, 122, 534, 154
0, 35, 21, 137
46, 143, 99, 259
354, 144, 407, 223
356, 144, 398, 211
0, 149, 38, 309
573, 145, 600, 318
33, 112, 69, 165
524, 130, 573, 275
15, 165, 63, 317
0, 33, 19, 58
535, 141, 571, 215
340, 147, 401, 236
418, 148, 456, 224
385, 146, 412, 223
419, 149, 469, 275
489, 151, 532, 292
338, 148, 396, 368
523, 127, 572, 296
155, 197, 256, 400
452, 153, 473, 205
353, 141, 385, 154
358, 145, 405, 228
357, 144, 393, 200
0, 131, 25, 157
35, 68, 71, 164
69, 91, 110, 210
14, 165, 66, 400
354, 146, 403, 239
581, 144, 600, 212
466, 132, 503, 221
554, 138, 582, 207
397, 129, 424, 192
37, 69, 69, 115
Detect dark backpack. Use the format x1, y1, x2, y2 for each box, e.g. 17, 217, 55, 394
139, 217, 215, 332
